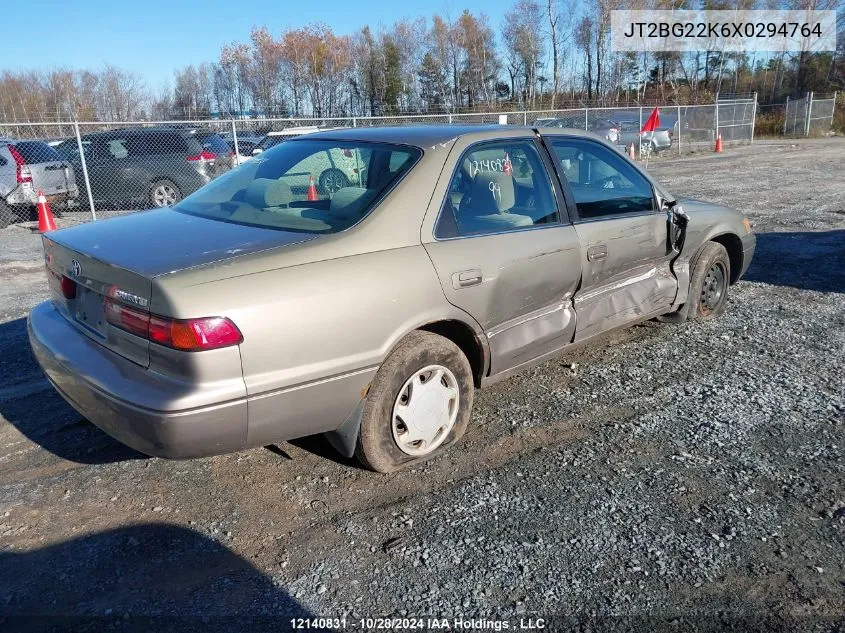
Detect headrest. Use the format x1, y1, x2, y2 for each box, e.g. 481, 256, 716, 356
329, 187, 378, 220
244, 178, 293, 208
468, 172, 515, 214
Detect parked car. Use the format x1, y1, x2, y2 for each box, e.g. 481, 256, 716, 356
534, 116, 580, 128
0, 139, 79, 228
615, 119, 675, 153
249, 127, 323, 155
246, 127, 364, 194
187, 129, 236, 176
221, 132, 262, 158
29, 126, 755, 472
588, 118, 622, 144
54, 128, 213, 209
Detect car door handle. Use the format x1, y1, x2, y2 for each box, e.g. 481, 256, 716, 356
452, 269, 482, 289
587, 245, 608, 261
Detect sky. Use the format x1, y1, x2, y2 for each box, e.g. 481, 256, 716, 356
5, 0, 519, 87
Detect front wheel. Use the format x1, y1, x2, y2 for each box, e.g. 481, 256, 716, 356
149, 179, 182, 208
687, 242, 731, 321
355, 331, 474, 473
319, 169, 350, 195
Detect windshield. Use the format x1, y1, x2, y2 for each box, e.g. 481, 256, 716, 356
173, 139, 420, 233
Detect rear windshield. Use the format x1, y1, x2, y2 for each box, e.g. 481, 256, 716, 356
14, 141, 61, 163
255, 135, 291, 152
174, 139, 421, 234
198, 134, 231, 155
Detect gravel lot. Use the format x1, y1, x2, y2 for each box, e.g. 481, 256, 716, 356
0, 139, 843, 632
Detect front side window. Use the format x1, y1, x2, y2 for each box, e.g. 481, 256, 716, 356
548, 138, 655, 219
173, 139, 419, 234
436, 140, 559, 238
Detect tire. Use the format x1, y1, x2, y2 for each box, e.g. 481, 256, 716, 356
686, 242, 731, 321
149, 179, 182, 208
355, 331, 475, 473
318, 169, 350, 195
0, 201, 13, 229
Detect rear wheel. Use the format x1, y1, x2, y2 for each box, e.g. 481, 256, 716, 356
149, 179, 182, 208
0, 201, 13, 229
355, 331, 474, 473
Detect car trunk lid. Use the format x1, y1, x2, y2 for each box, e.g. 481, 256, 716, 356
12, 141, 76, 197
43, 208, 320, 367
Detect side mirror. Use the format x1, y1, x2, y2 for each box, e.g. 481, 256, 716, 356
663, 199, 689, 253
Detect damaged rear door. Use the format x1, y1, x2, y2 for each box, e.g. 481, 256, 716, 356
422, 133, 582, 375
544, 136, 678, 342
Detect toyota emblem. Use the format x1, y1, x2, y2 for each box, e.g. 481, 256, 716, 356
70, 259, 82, 277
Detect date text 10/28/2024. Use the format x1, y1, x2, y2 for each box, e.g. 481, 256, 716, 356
291, 617, 547, 630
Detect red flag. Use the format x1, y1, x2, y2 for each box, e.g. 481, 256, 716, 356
641, 107, 660, 133
503, 152, 513, 175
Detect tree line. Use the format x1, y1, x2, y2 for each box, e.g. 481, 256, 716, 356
1, 0, 843, 124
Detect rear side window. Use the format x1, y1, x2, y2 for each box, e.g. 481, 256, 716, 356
13, 141, 61, 163
124, 132, 191, 156
436, 140, 559, 238
548, 138, 655, 219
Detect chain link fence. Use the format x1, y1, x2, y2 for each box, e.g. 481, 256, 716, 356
783, 92, 838, 137
0, 94, 837, 229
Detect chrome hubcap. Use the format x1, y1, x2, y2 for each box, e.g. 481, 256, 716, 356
701, 262, 726, 313
153, 184, 177, 207
392, 365, 459, 456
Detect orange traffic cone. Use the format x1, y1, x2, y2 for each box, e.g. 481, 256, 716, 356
628, 142, 636, 160
36, 191, 57, 233
306, 175, 318, 201
714, 134, 723, 153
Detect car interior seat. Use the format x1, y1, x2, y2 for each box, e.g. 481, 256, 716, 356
456, 172, 533, 234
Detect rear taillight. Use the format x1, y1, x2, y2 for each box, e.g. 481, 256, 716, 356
149, 316, 243, 351
104, 298, 242, 351
186, 150, 216, 162
105, 299, 149, 338
60, 276, 77, 299
46, 267, 77, 300
8, 145, 32, 184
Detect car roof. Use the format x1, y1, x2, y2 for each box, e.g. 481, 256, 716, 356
266, 126, 326, 137
84, 127, 192, 138
303, 125, 608, 147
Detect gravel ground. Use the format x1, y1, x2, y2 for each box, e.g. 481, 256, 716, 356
0, 139, 843, 633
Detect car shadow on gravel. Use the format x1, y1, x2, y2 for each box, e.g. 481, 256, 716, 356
0, 523, 314, 632
0, 317, 145, 465
745, 229, 845, 293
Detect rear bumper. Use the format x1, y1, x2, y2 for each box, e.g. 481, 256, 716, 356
739, 232, 756, 280
5, 186, 78, 207
28, 301, 248, 459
